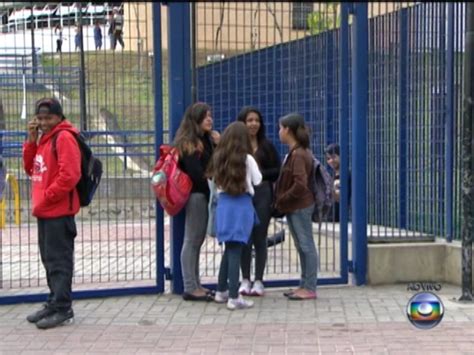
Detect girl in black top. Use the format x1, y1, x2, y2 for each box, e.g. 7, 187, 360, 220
174, 102, 219, 301
237, 106, 281, 296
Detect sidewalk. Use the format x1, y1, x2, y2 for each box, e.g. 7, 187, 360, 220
0, 284, 473, 354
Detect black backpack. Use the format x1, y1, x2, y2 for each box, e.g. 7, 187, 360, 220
52, 131, 103, 207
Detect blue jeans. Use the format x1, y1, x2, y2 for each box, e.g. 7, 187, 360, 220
287, 204, 318, 291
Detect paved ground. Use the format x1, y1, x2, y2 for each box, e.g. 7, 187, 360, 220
0, 284, 472, 354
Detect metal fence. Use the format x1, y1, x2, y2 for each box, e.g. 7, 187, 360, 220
195, 2, 466, 243
0, 2, 162, 301
367, 2, 465, 242
0, 1, 468, 301
193, 2, 349, 285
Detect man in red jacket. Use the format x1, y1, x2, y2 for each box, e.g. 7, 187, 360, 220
23, 98, 81, 330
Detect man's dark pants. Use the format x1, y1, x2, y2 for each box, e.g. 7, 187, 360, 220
38, 216, 76, 312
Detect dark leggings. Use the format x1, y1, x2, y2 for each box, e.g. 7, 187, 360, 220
240, 182, 273, 281
217, 242, 244, 299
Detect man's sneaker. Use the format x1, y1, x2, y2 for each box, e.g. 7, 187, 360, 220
227, 296, 254, 310
214, 291, 229, 303
26, 305, 55, 323
238, 279, 251, 295
36, 309, 74, 330
250, 280, 265, 296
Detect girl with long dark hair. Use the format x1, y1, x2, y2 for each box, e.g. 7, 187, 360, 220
174, 102, 219, 301
236, 107, 280, 296
207, 122, 262, 310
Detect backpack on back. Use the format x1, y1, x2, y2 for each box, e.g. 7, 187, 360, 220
52, 132, 103, 207
311, 156, 334, 223
151, 145, 193, 216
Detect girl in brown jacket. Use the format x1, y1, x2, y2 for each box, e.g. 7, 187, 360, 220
274, 113, 318, 300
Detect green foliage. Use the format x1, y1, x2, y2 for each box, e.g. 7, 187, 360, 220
306, 3, 340, 35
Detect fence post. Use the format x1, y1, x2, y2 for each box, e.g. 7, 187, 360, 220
399, 8, 408, 230
168, 2, 192, 294
325, 32, 334, 146
446, 3, 455, 242
460, 2, 473, 302
152, 2, 165, 294
339, 3, 350, 284
351, 3, 368, 286
78, 3, 88, 131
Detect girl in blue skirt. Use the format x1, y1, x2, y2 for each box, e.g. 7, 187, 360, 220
207, 122, 262, 310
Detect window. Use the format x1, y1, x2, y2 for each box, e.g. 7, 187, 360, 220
292, 2, 314, 30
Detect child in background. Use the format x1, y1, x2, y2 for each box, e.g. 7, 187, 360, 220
207, 122, 262, 310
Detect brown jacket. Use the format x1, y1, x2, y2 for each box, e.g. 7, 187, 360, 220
274, 146, 315, 213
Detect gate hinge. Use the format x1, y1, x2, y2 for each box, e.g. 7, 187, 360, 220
165, 267, 172, 280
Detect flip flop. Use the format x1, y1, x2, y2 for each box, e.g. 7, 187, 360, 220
287, 291, 317, 301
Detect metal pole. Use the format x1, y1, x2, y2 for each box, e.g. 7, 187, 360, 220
152, 2, 165, 294
168, 2, 192, 294
398, 8, 408, 229
446, 3, 455, 242
78, 2, 87, 131
339, 3, 350, 284
190, 2, 197, 103
351, 3, 368, 286
460, 3, 474, 302
30, 3, 36, 83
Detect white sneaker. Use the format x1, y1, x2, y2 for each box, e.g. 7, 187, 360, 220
238, 279, 251, 295
227, 296, 254, 310
215, 291, 229, 303
250, 280, 265, 296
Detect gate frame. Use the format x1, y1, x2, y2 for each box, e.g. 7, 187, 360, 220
0, 3, 166, 306
167, 2, 371, 293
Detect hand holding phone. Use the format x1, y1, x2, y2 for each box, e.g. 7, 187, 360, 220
27, 116, 40, 143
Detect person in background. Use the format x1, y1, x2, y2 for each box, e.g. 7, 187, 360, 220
236, 107, 280, 297
94, 21, 103, 51
208, 122, 262, 310
54, 25, 63, 53
324, 143, 351, 223
108, 13, 116, 50
74, 26, 82, 52
112, 8, 125, 50
274, 113, 318, 301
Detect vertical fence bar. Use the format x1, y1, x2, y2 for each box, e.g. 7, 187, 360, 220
152, 2, 165, 293
339, 3, 350, 283
351, 3, 368, 285
78, 2, 87, 131
399, 8, 408, 230
446, 3, 455, 242
325, 32, 334, 146
460, 2, 474, 301
168, 2, 192, 294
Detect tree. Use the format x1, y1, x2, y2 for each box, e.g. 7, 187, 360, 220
307, 3, 340, 35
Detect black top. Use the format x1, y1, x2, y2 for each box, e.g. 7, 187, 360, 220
178, 134, 214, 200
255, 140, 281, 183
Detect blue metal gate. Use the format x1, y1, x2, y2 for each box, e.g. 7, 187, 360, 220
0, 2, 165, 304
166, 2, 364, 292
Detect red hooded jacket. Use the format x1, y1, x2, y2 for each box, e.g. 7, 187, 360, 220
23, 120, 82, 218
